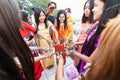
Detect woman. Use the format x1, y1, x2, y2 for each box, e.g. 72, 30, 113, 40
34, 7, 58, 69
86, 14, 120, 80
47, 1, 57, 25
73, 0, 95, 67
20, 11, 50, 80
47, 1, 57, 38
53, 9, 73, 64
0, 0, 35, 79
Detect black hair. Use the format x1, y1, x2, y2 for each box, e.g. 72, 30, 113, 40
48, 1, 57, 8
21, 11, 28, 22
65, 8, 71, 13
56, 9, 67, 30
82, 0, 94, 23
34, 7, 48, 30
31, 7, 35, 12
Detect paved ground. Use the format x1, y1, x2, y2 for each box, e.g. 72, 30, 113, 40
40, 55, 74, 80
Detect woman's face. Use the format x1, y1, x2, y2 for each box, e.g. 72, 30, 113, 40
48, 3, 56, 13
92, 0, 105, 21
59, 13, 65, 23
39, 11, 46, 23
84, 2, 90, 17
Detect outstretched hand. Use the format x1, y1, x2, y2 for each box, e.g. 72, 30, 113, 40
84, 63, 91, 70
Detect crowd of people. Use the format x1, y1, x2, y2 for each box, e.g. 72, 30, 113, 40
0, 0, 120, 80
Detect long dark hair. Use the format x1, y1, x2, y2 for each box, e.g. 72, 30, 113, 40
82, 0, 120, 56
34, 7, 48, 29
21, 11, 28, 23
0, 0, 35, 80
82, 0, 94, 23
56, 9, 67, 30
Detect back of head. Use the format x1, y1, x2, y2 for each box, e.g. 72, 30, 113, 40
0, 0, 35, 79
65, 8, 71, 13
86, 14, 120, 80
21, 11, 28, 22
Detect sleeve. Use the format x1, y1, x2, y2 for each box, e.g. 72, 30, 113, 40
22, 21, 37, 34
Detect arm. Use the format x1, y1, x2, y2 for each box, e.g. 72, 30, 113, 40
29, 46, 49, 51
67, 51, 91, 63
74, 52, 91, 63
21, 21, 36, 33
34, 55, 48, 62
56, 56, 65, 80
37, 31, 52, 45
51, 25, 58, 41
74, 41, 84, 45
37, 31, 48, 40
89, 49, 98, 61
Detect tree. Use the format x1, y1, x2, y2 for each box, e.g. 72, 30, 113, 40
17, 0, 50, 15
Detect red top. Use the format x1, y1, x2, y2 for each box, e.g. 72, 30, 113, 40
20, 21, 37, 38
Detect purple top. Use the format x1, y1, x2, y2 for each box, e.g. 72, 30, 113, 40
79, 27, 100, 73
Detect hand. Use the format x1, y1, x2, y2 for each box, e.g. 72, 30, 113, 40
84, 63, 91, 70
69, 49, 76, 54
64, 39, 68, 45
55, 39, 60, 45
64, 50, 70, 55
69, 43, 76, 49
39, 47, 49, 51
26, 39, 33, 45
57, 52, 63, 60
44, 53, 52, 58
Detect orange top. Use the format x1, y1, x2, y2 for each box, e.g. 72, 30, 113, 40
53, 22, 72, 43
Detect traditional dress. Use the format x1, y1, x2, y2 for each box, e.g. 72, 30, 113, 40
77, 22, 100, 73
53, 22, 72, 64
74, 23, 93, 67
38, 21, 54, 69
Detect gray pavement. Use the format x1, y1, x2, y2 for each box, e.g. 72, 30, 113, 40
40, 55, 74, 80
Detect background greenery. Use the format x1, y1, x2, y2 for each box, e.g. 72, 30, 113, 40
17, 0, 50, 15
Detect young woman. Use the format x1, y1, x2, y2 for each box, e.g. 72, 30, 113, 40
73, 0, 95, 67
34, 7, 58, 69
85, 14, 120, 80
53, 9, 73, 64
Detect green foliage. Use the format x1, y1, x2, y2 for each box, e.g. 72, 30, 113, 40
17, 0, 50, 15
